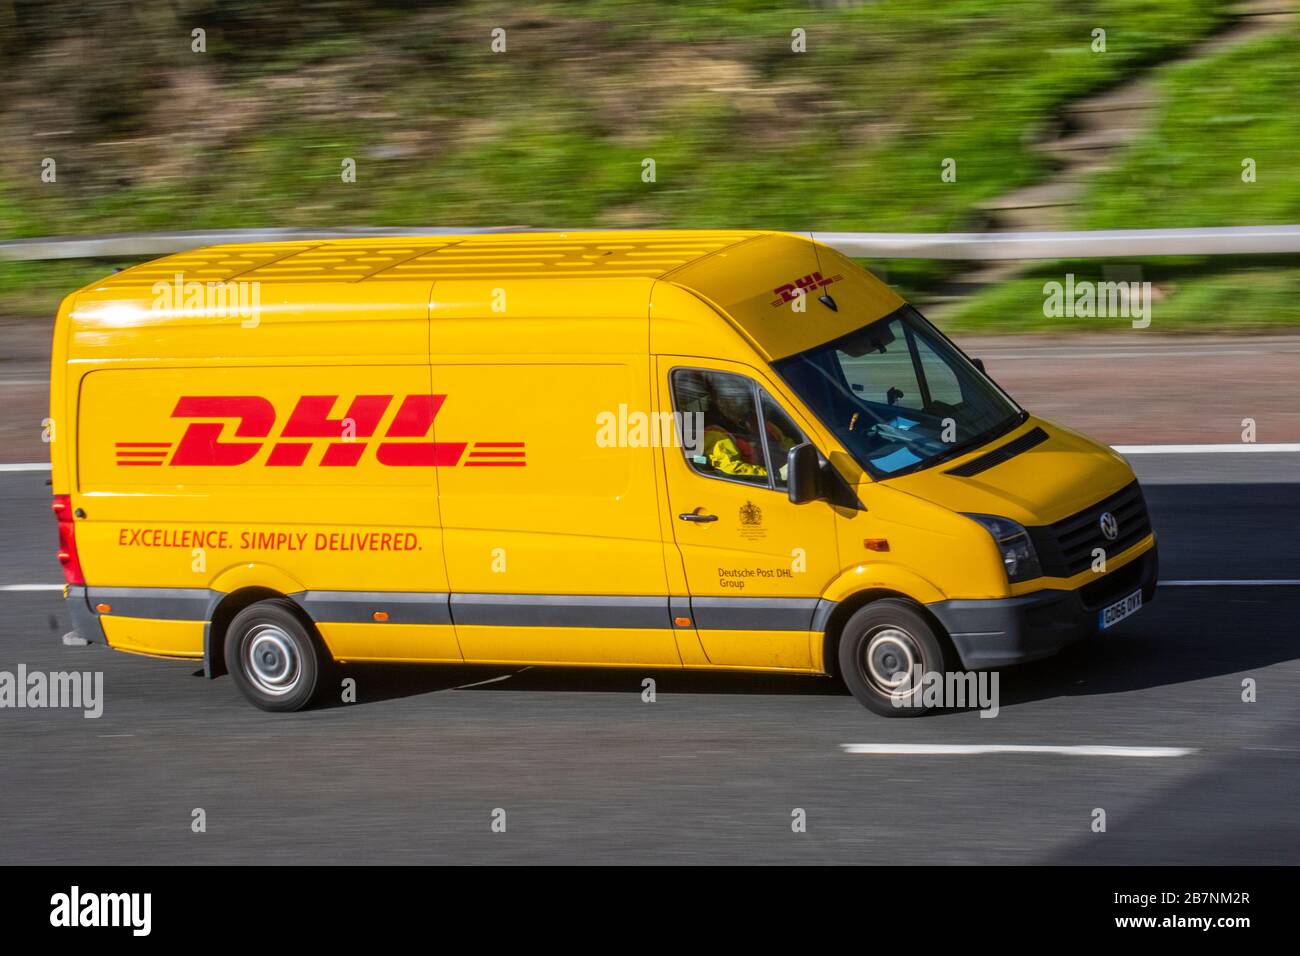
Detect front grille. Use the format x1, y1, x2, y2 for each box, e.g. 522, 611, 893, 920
1079, 553, 1148, 609
1030, 481, 1152, 577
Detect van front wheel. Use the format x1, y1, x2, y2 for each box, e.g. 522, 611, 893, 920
838, 599, 949, 717
224, 599, 323, 712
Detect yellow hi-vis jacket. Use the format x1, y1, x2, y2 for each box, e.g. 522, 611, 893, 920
703, 426, 767, 477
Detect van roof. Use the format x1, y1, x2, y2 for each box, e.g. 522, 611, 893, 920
63, 230, 903, 364
91, 230, 773, 286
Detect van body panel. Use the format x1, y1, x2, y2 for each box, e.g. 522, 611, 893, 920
66, 278, 433, 363
453, 625, 683, 667
849, 483, 1011, 600
680, 628, 815, 671
664, 237, 905, 361
209, 563, 308, 597
882, 417, 1136, 527
818, 562, 949, 607
648, 280, 764, 367
49, 295, 74, 494
100, 616, 204, 659
318, 622, 462, 664
71, 363, 446, 596
431, 360, 665, 591
50, 230, 1155, 685
429, 278, 654, 355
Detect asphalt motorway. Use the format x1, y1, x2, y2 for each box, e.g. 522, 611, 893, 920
0, 458, 1297, 864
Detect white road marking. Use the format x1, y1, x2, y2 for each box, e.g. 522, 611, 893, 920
0, 584, 63, 591
0, 462, 51, 472
1113, 443, 1300, 454
454, 667, 532, 690
841, 743, 1195, 757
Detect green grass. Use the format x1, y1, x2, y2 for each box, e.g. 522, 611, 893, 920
940, 257, 1300, 334
1, 0, 1226, 236
947, 19, 1300, 334
0, 260, 131, 317
4, 0, 1280, 325
1080, 26, 1300, 229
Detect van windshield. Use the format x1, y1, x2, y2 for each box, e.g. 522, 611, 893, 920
771, 305, 1026, 479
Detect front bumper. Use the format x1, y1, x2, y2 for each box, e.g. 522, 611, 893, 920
927, 543, 1158, 669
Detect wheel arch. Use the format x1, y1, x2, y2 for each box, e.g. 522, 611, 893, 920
820, 588, 953, 680
204, 586, 313, 679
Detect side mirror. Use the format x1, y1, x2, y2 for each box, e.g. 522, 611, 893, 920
787, 442, 823, 504
972, 357, 986, 374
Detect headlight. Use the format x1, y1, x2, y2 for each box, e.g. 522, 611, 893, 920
964, 514, 1042, 583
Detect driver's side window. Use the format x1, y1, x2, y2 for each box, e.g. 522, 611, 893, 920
670, 369, 804, 489
760, 390, 804, 491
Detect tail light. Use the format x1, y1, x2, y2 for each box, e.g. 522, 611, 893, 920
51, 494, 85, 586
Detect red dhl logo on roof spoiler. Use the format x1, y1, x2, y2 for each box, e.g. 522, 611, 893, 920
115, 395, 525, 468
770, 271, 842, 307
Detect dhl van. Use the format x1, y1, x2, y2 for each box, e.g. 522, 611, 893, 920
50, 231, 1157, 714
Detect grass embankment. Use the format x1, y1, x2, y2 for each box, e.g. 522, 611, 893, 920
2, 0, 1266, 325
947, 22, 1300, 333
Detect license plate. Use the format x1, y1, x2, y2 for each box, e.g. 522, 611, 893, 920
1099, 589, 1142, 629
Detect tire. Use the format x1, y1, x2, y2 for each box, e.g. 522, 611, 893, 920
224, 598, 324, 712
837, 598, 950, 717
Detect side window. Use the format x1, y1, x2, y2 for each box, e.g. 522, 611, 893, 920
759, 390, 805, 491
671, 369, 769, 487
670, 369, 806, 491
914, 337, 963, 406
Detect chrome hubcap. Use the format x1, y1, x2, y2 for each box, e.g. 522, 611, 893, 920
864, 627, 920, 695
243, 624, 301, 697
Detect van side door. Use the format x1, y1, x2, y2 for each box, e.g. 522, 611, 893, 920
433, 357, 682, 667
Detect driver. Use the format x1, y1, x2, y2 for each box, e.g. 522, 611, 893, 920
700, 379, 793, 480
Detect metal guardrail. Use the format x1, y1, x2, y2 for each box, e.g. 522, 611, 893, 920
813, 225, 1300, 260
0, 227, 526, 262
2, 224, 1299, 262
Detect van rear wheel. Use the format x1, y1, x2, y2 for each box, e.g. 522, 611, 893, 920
838, 599, 949, 717
224, 598, 323, 712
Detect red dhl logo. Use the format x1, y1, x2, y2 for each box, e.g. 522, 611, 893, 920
770, 271, 842, 307
115, 395, 525, 468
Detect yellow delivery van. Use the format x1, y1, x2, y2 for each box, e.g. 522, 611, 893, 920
50, 231, 1156, 714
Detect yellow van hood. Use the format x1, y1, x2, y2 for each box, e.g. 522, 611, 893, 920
880, 417, 1135, 526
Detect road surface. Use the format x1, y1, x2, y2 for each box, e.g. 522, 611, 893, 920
0, 454, 1296, 864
